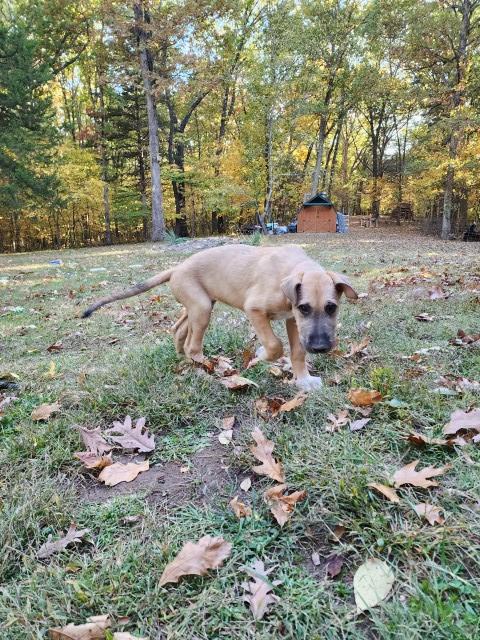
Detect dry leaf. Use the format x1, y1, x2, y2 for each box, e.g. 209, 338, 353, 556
159, 535, 232, 586
240, 477, 252, 492
113, 633, 147, 640
222, 416, 236, 429
311, 551, 321, 566
254, 396, 284, 420
344, 337, 370, 358
443, 408, 480, 436
393, 460, 451, 488
230, 496, 252, 518
31, 401, 61, 421
350, 418, 371, 432
348, 388, 382, 407
368, 483, 400, 504
218, 429, 233, 445
325, 409, 350, 432
38, 524, 90, 559
48, 615, 111, 639
106, 416, 155, 452
74, 426, 112, 456
250, 427, 285, 482
47, 341, 63, 353
449, 329, 480, 346
0, 394, 17, 416
429, 285, 449, 300
326, 554, 344, 578
98, 461, 149, 487
414, 313, 434, 322
330, 525, 346, 542
220, 375, 258, 390
242, 559, 281, 620
406, 432, 451, 447
414, 503, 445, 525
74, 451, 113, 470
263, 484, 306, 527
213, 355, 236, 376
268, 365, 283, 378
45, 361, 57, 379
353, 559, 395, 613
278, 393, 307, 413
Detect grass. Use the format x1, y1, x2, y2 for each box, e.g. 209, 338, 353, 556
0, 229, 479, 639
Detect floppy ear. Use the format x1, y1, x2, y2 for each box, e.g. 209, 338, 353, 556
281, 271, 304, 304
328, 271, 358, 300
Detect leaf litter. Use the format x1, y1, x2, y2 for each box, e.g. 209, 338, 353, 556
250, 427, 285, 482
38, 524, 90, 559
159, 535, 232, 586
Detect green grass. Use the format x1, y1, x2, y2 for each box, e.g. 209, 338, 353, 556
0, 230, 479, 639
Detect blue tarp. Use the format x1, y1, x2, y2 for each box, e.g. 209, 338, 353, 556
336, 212, 348, 233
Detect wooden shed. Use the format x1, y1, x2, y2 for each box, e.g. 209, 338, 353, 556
297, 192, 336, 233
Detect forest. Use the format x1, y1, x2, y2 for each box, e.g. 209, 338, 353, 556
1, 0, 480, 252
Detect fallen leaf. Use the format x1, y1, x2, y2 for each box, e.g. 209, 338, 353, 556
48, 615, 111, 639
220, 375, 258, 390
268, 365, 283, 378
98, 461, 149, 486
414, 503, 445, 525
344, 337, 371, 358
106, 416, 155, 452
0, 394, 17, 416
74, 451, 113, 470
428, 285, 449, 300
326, 554, 344, 578
159, 535, 232, 586
353, 559, 395, 613
250, 427, 285, 482
368, 483, 400, 504
31, 402, 61, 421
113, 634, 148, 640
348, 388, 382, 407
330, 525, 346, 542
254, 396, 284, 419
222, 416, 236, 429
311, 551, 321, 566
278, 393, 307, 413
449, 329, 480, 346
406, 432, 451, 447
263, 484, 306, 527
47, 341, 63, 353
74, 426, 112, 456
393, 460, 451, 488
242, 347, 255, 369
240, 477, 252, 491
350, 418, 371, 432
218, 429, 233, 445
325, 409, 350, 432
443, 408, 480, 436
213, 355, 236, 376
38, 524, 90, 559
414, 313, 434, 322
242, 559, 281, 620
436, 375, 480, 393
230, 496, 252, 518
45, 361, 57, 379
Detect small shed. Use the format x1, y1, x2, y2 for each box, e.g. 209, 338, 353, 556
297, 192, 336, 233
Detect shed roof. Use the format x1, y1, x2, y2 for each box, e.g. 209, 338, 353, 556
303, 192, 333, 207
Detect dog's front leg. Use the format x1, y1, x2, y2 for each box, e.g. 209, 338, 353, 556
286, 317, 322, 391
246, 309, 284, 362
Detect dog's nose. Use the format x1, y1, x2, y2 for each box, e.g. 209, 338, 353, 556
306, 334, 332, 354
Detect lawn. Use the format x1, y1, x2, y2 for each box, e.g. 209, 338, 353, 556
1, 228, 479, 640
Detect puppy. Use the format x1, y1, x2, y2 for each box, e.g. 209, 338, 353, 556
83, 244, 357, 390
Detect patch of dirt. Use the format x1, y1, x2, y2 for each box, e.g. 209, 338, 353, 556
160, 236, 242, 254
77, 440, 236, 509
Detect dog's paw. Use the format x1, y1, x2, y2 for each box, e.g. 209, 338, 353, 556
295, 375, 323, 391
255, 345, 267, 360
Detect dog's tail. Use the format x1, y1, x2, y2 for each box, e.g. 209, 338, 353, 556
82, 268, 174, 318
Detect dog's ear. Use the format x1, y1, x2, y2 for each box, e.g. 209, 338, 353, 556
281, 271, 304, 304
328, 271, 358, 300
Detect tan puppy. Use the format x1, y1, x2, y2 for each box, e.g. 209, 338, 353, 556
82, 244, 357, 390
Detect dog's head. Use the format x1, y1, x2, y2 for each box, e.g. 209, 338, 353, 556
281, 270, 358, 353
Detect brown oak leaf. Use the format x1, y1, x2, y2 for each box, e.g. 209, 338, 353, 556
74, 425, 112, 456
159, 535, 232, 586
106, 416, 155, 452
443, 408, 480, 436
250, 427, 285, 482
38, 524, 90, 559
348, 388, 382, 406
230, 496, 252, 518
98, 460, 149, 486
414, 503, 445, 525
368, 483, 400, 503
325, 409, 350, 432
31, 401, 61, 421
393, 460, 451, 488
263, 484, 306, 527
220, 374, 258, 390
74, 451, 113, 470
242, 559, 281, 620
48, 615, 111, 639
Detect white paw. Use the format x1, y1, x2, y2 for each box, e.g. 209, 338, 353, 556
296, 375, 323, 391
255, 346, 267, 360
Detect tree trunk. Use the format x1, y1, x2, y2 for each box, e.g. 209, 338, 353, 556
442, 159, 455, 239
134, 1, 165, 242
310, 114, 327, 195
263, 109, 274, 226
134, 89, 149, 240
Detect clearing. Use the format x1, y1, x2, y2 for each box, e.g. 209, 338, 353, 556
1, 228, 479, 639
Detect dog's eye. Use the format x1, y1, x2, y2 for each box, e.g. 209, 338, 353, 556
325, 302, 337, 316
297, 303, 311, 315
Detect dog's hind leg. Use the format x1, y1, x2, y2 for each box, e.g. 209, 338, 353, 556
172, 310, 188, 354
